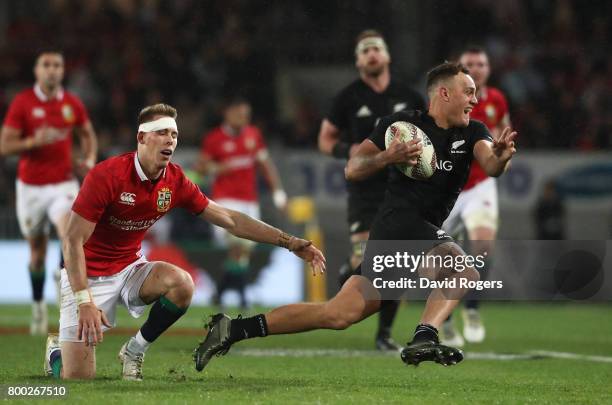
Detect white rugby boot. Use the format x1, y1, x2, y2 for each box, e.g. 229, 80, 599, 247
44, 333, 60, 376
118, 339, 145, 381
462, 308, 486, 343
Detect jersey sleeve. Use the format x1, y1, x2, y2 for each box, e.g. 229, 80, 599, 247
72, 165, 114, 223
3, 95, 25, 130
469, 120, 494, 152
326, 91, 349, 130
177, 169, 210, 215
71, 95, 90, 126
367, 113, 398, 151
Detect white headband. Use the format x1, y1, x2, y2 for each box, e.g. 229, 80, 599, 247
355, 36, 389, 56
138, 116, 178, 133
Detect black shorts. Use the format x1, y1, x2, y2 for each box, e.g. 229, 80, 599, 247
347, 197, 381, 234
356, 204, 454, 283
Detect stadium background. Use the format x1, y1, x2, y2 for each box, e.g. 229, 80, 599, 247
0, 0, 611, 303
0, 2, 611, 403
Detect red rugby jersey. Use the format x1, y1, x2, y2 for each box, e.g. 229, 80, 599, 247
3, 85, 89, 185
72, 152, 209, 277
464, 87, 509, 190
200, 125, 266, 202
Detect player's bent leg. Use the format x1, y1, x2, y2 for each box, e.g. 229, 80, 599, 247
28, 234, 48, 335
402, 242, 480, 367
193, 275, 381, 372
267, 274, 381, 333
59, 341, 96, 380
119, 262, 194, 381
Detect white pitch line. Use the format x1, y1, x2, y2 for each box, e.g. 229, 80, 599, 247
233, 348, 612, 363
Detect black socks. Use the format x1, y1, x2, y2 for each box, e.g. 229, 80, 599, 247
412, 323, 439, 344
377, 300, 400, 338
229, 314, 268, 343
29, 264, 45, 301
140, 296, 187, 343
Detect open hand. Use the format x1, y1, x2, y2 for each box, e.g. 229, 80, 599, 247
288, 238, 326, 276
78, 302, 111, 346
492, 127, 517, 161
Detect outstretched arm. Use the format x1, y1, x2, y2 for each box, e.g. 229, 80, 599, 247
474, 127, 517, 177
200, 201, 325, 274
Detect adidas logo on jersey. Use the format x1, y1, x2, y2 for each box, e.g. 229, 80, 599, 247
119, 192, 136, 206
356, 105, 372, 117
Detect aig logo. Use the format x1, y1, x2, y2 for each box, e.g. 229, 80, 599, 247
436, 160, 453, 171
119, 192, 136, 205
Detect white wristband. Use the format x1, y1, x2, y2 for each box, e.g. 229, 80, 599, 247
74, 289, 92, 306
273, 189, 287, 209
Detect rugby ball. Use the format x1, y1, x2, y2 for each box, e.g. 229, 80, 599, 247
384, 121, 436, 180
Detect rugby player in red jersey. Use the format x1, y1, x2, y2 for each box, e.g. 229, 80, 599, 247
196, 97, 287, 308
43, 103, 324, 380
441, 47, 511, 346
0, 50, 97, 335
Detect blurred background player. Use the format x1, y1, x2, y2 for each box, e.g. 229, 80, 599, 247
0, 50, 97, 335
318, 29, 425, 350
441, 47, 510, 346
196, 97, 287, 308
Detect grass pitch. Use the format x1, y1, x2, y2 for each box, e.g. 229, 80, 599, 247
1, 303, 611, 404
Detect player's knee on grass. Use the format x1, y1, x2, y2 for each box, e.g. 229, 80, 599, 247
60, 342, 95, 380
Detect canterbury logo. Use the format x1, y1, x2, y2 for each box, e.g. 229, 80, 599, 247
119, 192, 136, 205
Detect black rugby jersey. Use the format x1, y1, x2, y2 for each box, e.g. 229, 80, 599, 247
327, 78, 425, 204
368, 110, 493, 227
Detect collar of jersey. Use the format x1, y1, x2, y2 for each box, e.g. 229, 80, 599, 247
423, 111, 456, 132
221, 124, 243, 137
34, 84, 64, 102
134, 152, 166, 182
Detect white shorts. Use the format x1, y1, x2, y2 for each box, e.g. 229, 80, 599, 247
212, 198, 260, 248
443, 177, 498, 236
16, 179, 79, 238
59, 257, 155, 342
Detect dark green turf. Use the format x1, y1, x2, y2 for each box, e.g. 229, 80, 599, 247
1, 303, 611, 404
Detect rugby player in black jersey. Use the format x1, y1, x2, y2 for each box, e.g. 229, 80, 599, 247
319, 29, 425, 351
194, 62, 516, 369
